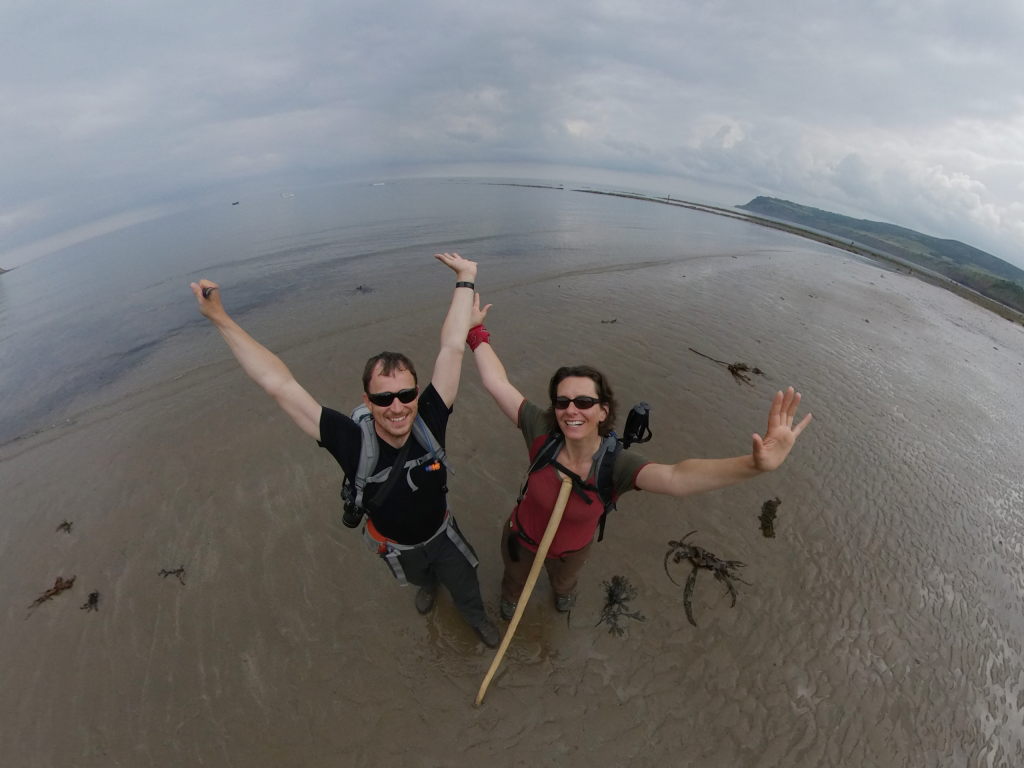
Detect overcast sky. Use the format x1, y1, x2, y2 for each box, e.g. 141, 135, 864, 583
2, 0, 1023, 268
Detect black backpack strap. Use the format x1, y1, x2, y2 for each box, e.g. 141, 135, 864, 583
593, 433, 621, 542
513, 433, 565, 543
517, 433, 564, 504
517, 430, 622, 543
344, 405, 448, 511
363, 436, 414, 514
547, 459, 599, 504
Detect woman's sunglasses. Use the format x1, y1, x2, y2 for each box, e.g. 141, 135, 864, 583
552, 396, 601, 410
367, 387, 419, 407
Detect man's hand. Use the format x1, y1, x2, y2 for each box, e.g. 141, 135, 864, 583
752, 387, 813, 472
431, 252, 479, 407
190, 279, 225, 321
434, 252, 477, 282
188, 277, 321, 439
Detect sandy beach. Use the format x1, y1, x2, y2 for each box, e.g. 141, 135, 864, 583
2, 225, 1023, 766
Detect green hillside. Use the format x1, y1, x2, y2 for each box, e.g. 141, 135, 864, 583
738, 197, 1024, 314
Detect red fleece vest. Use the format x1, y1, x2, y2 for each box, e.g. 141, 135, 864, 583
511, 435, 613, 558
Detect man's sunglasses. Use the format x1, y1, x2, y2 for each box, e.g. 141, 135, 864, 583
367, 387, 419, 407
552, 396, 602, 410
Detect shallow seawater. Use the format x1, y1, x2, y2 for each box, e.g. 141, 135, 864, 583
1, 178, 1022, 767
0, 178, 770, 445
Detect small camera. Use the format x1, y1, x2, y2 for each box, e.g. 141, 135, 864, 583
622, 402, 652, 449
341, 499, 365, 528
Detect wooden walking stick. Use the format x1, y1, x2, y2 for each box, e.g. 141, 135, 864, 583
475, 476, 573, 706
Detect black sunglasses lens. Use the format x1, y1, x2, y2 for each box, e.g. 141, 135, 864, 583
553, 396, 599, 410
369, 387, 418, 407
368, 392, 394, 406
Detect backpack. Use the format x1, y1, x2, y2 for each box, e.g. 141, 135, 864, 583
516, 401, 652, 542
518, 430, 620, 542
340, 404, 450, 521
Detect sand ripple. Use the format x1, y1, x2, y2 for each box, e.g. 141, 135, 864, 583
2, 239, 1022, 766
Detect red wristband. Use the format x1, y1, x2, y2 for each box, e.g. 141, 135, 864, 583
466, 324, 490, 351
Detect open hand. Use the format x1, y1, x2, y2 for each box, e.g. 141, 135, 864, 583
434, 251, 477, 282
752, 387, 812, 472
470, 293, 492, 327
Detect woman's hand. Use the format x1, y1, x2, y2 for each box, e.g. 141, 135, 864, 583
752, 387, 813, 471
470, 293, 492, 327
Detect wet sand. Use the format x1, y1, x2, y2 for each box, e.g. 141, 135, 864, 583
2, 239, 1023, 767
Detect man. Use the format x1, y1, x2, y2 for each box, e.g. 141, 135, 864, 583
190, 252, 500, 647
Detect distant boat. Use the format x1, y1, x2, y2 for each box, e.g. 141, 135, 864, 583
281, 191, 295, 198
232, 201, 239, 205
372, 182, 385, 186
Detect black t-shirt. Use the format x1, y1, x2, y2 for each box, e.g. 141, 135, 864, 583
318, 384, 451, 545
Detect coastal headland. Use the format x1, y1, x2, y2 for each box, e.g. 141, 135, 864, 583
574, 188, 1024, 325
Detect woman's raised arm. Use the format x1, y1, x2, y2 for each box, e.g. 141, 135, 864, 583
467, 295, 525, 426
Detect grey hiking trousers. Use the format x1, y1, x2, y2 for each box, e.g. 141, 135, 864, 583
366, 515, 488, 630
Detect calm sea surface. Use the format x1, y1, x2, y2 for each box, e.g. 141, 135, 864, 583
0, 178, 784, 445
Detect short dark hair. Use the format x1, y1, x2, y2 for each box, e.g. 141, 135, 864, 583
362, 352, 418, 392
545, 365, 617, 437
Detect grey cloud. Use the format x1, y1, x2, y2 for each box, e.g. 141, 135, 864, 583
2, 0, 1023, 266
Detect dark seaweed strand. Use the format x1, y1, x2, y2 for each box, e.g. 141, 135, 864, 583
683, 568, 699, 627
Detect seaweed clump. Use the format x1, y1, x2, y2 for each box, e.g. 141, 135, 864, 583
759, 497, 781, 538
688, 348, 765, 386
664, 532, 749, 627
28, 576, 76, 610
596, 575, 646, 636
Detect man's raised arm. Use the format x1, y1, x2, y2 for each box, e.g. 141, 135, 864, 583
190, 279, 322, 440
429, 252, 478, 407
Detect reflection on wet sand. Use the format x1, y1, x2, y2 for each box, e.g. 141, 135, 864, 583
1, 236, 1022, 767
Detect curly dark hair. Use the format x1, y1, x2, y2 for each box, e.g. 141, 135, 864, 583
362, 351, 418, 392
544, 365, 617, 437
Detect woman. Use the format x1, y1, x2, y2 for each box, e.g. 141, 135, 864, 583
465, 297, 813, 620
